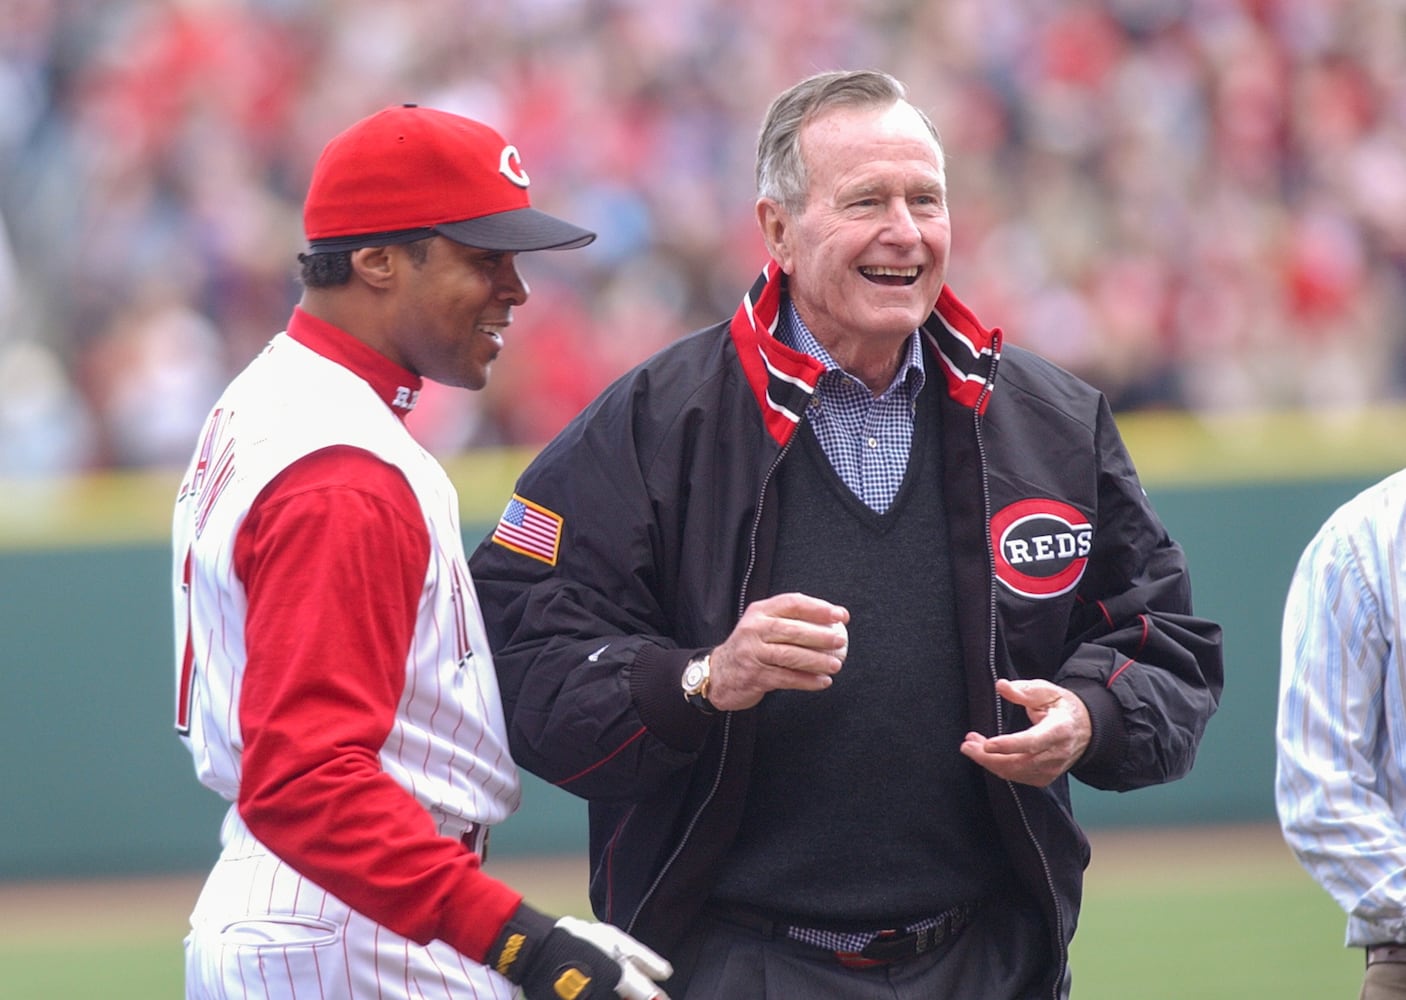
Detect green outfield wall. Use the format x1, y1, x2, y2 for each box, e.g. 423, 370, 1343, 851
4, 407, 1406, 881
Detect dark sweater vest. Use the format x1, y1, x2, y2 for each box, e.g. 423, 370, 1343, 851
710, 387, 1010, 927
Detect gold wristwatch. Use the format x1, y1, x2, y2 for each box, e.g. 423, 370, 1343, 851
681, 653, 716, 715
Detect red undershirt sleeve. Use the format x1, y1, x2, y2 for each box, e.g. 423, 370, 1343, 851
232, 444, 521, 962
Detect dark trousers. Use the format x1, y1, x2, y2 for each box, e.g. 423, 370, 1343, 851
666, 892, 1059, 1000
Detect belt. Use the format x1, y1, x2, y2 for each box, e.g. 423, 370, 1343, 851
1367, 944, 1406, 966
458, 822, 490, 861
705, 901, 978, 969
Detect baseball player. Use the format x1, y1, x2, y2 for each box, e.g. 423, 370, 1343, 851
172, 105, 671, 1000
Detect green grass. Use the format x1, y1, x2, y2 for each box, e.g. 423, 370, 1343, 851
0, 942, 184, 1000
0, 832, 1365, 999
1069, 870, 1360, 998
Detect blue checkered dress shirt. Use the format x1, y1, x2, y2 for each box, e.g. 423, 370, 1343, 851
777, 301, 927, 514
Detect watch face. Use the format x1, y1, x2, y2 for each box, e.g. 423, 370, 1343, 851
683, 662, 705, 690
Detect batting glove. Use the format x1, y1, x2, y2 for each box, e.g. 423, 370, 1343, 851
487, 902, 674, 1000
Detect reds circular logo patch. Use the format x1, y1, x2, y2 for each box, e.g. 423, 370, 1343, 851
991, 498, 1092, 599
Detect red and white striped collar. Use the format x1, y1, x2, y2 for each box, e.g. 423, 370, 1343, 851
727, 261, 1003, 446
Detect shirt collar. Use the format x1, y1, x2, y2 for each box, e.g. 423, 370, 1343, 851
286, 307, 423, 421
779, 299, 926, 398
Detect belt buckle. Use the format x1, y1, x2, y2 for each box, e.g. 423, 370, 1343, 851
839, 904, 974, 969
835, 929, 906, 969
459, 823, 490, 861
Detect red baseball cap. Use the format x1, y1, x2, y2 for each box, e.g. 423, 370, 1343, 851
303, 104, 595, 253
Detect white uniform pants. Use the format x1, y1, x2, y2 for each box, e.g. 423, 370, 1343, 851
185, 808, 515, 1000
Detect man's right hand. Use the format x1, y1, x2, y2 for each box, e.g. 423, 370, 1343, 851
705, 592, 850, 711
488, 903, 673, 999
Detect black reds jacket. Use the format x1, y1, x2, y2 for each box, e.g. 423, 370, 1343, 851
469, 264, 1224, 998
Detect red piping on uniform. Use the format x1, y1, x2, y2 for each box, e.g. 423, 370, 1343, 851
558, 727, 649, 787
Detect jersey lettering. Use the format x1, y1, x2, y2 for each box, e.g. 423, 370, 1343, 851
180, 408, 238, 539
449, 559, 472, 664
176, 547, 196, 734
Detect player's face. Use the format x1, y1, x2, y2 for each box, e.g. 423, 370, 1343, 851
760, 101, 949, 368
387, 238, 529, 390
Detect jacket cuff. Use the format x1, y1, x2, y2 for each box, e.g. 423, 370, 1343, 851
1061, 676, 1127, 784
629, 645, 715, 752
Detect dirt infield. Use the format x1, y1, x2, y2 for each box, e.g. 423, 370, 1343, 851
1084, 821, 1303, 885
0, 822, 1302, 944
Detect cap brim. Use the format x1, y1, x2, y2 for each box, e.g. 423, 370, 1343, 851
436, 207, 596, 251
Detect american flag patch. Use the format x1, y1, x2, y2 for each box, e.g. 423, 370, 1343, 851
491, 494, 564, 565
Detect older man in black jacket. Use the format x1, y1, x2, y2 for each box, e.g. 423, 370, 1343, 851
471, 69, 1223, 1000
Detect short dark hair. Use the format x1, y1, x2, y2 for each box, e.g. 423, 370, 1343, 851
298, 250, 352, 287
297, 237, 433, 288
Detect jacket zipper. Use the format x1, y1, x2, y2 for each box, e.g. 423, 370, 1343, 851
625, 440, 794, 936
972, 362, 1067, 1000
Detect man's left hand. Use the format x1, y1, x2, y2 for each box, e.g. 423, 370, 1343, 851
959, 678, 1091, 787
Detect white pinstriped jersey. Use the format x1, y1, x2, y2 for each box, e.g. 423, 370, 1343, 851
174, 319, 519, 828
172, 310, 521, 998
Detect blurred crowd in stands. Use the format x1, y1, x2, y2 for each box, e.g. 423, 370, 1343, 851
1, 0, 1404, 475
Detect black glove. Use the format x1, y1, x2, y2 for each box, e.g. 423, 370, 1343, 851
487, 902, 673, 1000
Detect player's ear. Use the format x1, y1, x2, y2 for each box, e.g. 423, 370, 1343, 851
349, 246, 396, 289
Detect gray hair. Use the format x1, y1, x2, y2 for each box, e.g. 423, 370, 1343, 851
755, 70, 941, 212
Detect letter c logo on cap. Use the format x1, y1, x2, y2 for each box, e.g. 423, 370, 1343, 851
500, 145, 530, 188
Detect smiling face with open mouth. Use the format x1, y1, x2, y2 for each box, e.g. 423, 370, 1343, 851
382, 238, 530, 391
758, 100, 950, 390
